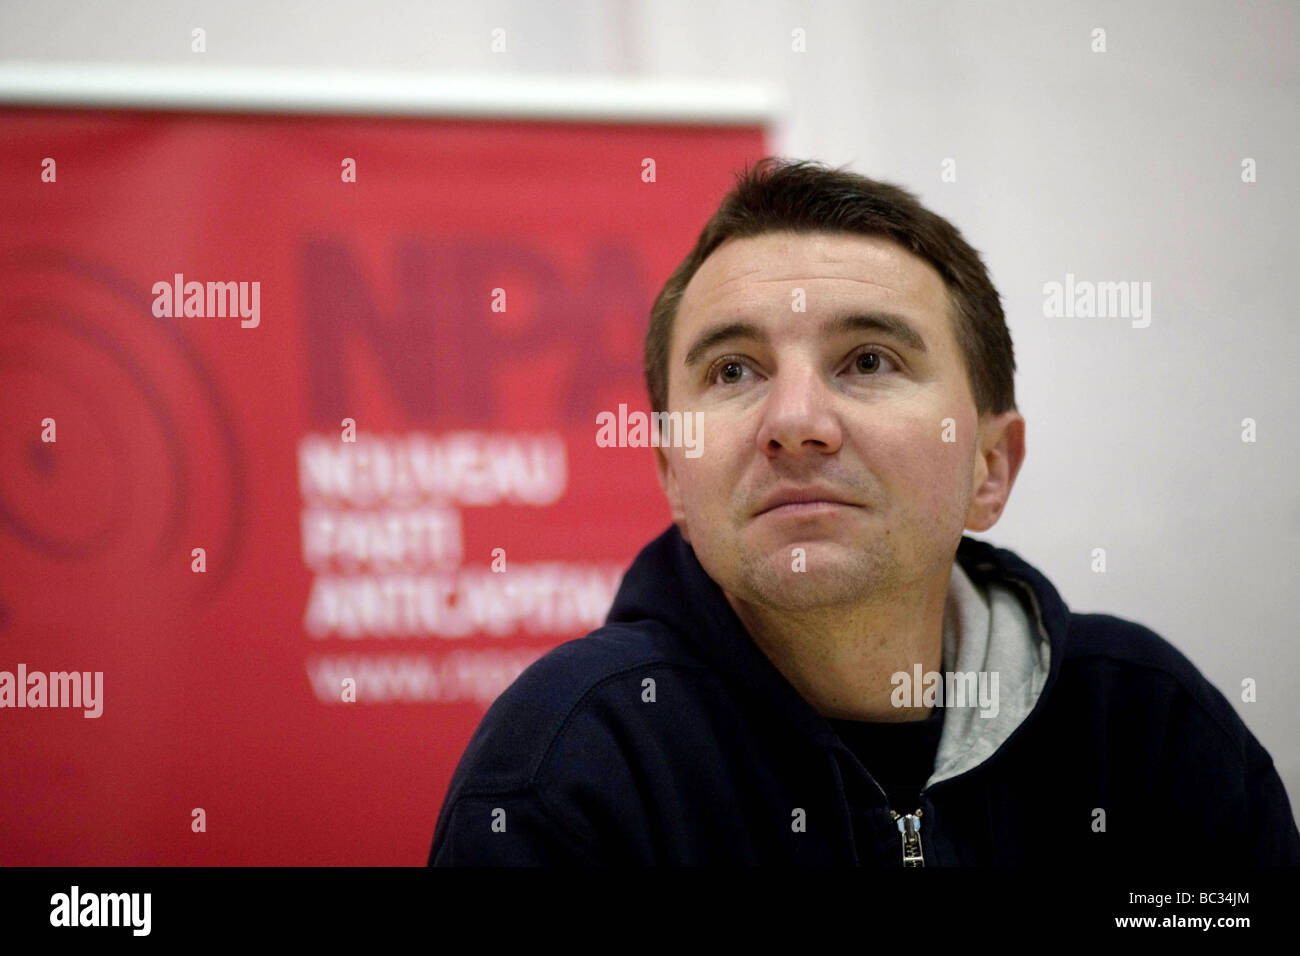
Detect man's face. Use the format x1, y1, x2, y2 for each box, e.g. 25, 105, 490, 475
655, 230, 1005, 610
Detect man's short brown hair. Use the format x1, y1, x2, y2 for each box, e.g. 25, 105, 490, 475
645, 157, 1017, 418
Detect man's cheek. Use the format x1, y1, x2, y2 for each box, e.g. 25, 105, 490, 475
895, 460, 949, 517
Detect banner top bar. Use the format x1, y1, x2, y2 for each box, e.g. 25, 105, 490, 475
0, 61, 783, 126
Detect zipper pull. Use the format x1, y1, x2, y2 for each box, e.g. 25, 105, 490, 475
890, 809, 925, 867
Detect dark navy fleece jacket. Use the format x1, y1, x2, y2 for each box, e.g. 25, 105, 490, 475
428, 525, 1300, 866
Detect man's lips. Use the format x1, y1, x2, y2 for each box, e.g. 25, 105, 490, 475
757, 500, 854, 517
753, 487, 863, 517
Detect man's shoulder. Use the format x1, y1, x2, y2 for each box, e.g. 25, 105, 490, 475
1065, 610, 1201, 672
443, 621, 715, 795
969, 535, 1251, 754
1060, 610, 1249, 754
431, 620, 729, 864
511, 620, 710, 709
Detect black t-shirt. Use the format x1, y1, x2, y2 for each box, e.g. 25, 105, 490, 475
826, 706, 945, 814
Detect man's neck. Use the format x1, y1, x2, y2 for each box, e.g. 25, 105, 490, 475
723, 568, 951, 723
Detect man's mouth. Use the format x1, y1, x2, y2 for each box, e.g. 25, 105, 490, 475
758, 500, 851, 516
753, 486, 862, 517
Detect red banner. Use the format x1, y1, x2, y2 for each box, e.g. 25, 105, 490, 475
0, 107, 764, 864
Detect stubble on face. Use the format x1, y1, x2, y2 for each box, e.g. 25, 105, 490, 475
692, 460, 973, 616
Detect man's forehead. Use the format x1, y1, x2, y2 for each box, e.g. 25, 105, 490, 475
677, 231, 950, 338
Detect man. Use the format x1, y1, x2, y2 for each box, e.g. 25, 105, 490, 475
428, 158, 1300, 866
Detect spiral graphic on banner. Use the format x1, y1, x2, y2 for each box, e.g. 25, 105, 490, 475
0, 250, 249, 610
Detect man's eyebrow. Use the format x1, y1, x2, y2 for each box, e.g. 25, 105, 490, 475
683, 322, 767, 369
831, 313, 929, 355
682, 312, 929, 369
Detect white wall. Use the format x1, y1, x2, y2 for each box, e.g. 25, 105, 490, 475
4, 0, 1297, 817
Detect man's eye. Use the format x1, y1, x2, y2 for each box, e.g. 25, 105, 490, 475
708, 349, 896, 387
850, 349, 896, 374
710, 358, 751, 386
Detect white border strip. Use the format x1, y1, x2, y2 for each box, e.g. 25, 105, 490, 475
0, 62, 782, 126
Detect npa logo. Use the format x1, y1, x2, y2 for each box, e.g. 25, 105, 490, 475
49, 885, 151, 936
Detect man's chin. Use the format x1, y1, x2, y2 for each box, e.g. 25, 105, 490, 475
745, 532, 864, 565
734, 547, 877, 609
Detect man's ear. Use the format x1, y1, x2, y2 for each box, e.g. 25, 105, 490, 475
654, 445, 690, 543
964, 410, 1026, 533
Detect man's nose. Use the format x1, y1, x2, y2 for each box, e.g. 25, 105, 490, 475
754, 361, 843, 457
